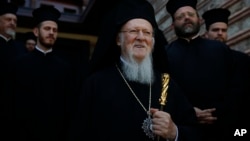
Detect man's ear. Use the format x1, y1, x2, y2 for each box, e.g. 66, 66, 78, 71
199, 17, 203, 24
116, 34, 121, 46
33, 28, 38, 37
170, 23, 174, 30
204, 32, 208, 39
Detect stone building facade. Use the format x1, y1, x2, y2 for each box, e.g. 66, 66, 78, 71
148, 0, 250, 53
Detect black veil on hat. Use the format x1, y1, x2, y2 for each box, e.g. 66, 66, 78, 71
114, 0, 157, 29
0, 2, 18, 16
202, 8, 231, 30
32, 6, 61, 27
166, 0, 197, 18
89, 0, 168, 74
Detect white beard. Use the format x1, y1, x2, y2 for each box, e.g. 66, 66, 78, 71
5, 28, 16, 39
122, 53, 154, 85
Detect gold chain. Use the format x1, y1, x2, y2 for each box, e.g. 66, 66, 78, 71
116, 65, 151, 113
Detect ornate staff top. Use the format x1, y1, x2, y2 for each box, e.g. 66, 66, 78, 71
159, 73, 170, 107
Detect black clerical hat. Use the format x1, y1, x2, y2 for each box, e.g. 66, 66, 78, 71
114, 0, 158, 29
202, 8, 231, 30
24, 32, 36, 41
32, 6, 61, 26
166, 0, 197, 17
0, 2, 18, 16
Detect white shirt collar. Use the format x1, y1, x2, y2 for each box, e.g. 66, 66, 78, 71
35, 46, 53, 55
181, 33, 199, 42
0, 34, 11, 42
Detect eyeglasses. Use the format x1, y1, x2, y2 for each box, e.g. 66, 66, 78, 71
120, 29, 153, 38
174, 12, 196, 21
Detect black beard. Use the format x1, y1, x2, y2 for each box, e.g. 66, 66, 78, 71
39, 38, 54, 49
174, 23, 200, 38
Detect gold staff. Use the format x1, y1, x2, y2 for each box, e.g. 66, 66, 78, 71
159, 73, 169, 110
157, 73, 170, 141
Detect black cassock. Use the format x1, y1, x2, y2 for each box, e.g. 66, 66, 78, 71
165, 37, 249, 141
70, 63, 200, 141
0, 37, 27, 140
10, 48, 75, 141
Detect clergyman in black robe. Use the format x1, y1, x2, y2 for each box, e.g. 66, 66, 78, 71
0, 2, 26, 140
165, 0, 244, 140
202, 8, 250, 140
9, 6, 75, 141
69, 0, 200, 141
